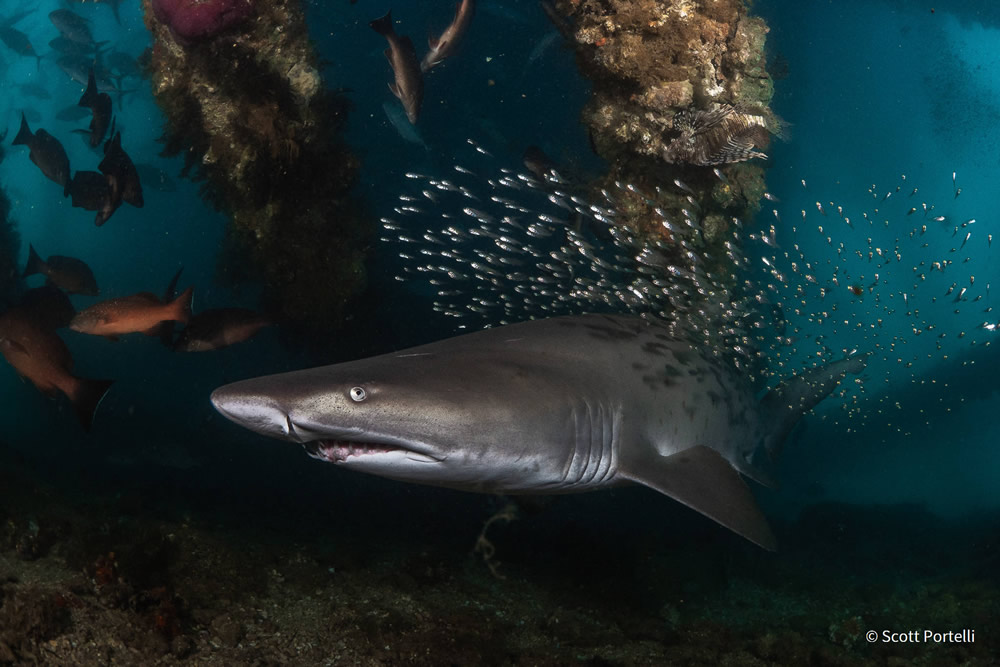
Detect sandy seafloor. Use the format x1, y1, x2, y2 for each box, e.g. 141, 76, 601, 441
1, 0, 999, 664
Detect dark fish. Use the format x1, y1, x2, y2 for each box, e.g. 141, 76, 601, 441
99, 131, 143, 208
0, 25, 40, 68
49, 9, 95, 46
56, 55, 124, 102
19, 285, 76, 330
1, 7, 36, 28
68, 170, 119, 226
421, 0, 475, 73
23, 244, 99, 296
369, 11, 423, 124
174, 308, 272, 352
11, 113, 71, 196
70, 287, 194, 339
48, 35, 103, 57
105, 50, 141, 82
0, 306, 113, 431
17, 82, 51, 99
522, 145, 559, 182
56, 104, 94, 122
77, 68, 112, 147
134, 163, 177, 192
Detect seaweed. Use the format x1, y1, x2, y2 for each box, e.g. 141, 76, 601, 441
142, 0, 371, 338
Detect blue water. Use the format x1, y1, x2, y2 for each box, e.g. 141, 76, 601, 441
1, 0, 998, 626
756, 0, 1000, 517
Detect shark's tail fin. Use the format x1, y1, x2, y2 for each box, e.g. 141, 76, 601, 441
759, 352, 869, 461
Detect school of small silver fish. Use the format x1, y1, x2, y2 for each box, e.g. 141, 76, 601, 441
382, 141, 990, 436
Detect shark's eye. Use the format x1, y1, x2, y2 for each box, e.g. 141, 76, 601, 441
349, 386, 367, 402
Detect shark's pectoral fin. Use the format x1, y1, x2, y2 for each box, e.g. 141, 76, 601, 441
623, 445, 777, 551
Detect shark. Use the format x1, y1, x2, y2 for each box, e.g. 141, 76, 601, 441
211, 314, 866, 549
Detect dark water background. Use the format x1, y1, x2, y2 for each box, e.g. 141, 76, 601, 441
0, 0, 998, 633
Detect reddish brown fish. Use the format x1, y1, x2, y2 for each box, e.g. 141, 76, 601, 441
69, 286, 193, 339
421, 0, 475, 73
0, 307, 113, 430
370, 11, 423, 124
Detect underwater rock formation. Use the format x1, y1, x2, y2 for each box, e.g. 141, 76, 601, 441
548, 0, 777, 295
142, 0, 369, 334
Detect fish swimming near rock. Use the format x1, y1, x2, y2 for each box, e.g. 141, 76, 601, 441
12, 113, 71, 196
421, 0, 475, 73
369, 10, 423, 124
77, 68, 113, 147
68, 170, 119, 226
521, 145, 561, 183
0, 25, 41, 69
0, 306, 113, 431
662, 104, 772, 166
211, 314, 867, 549
100, 130, 144, 208
70, 287, 193, 339
49, 9, 96, 46
23, 244, 99, 296
174, 307, 271, 352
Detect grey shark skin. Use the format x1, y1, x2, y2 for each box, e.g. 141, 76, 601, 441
211, 315, 866, 550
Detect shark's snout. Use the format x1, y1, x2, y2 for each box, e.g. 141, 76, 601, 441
211, 384, 295, 440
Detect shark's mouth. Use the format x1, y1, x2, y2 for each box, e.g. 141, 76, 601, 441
304, 440, 439, 464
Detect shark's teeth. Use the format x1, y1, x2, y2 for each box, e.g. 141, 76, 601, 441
305, 440, 402, 463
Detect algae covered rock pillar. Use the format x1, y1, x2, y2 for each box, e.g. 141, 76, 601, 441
143, 0, 369, 333
550, 0, 777, 266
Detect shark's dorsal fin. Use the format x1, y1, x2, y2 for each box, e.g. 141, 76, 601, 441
622, 445, 777, 551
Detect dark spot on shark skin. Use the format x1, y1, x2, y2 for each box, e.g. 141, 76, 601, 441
673, 349, 695, 366
663, 364, 681, 377
632, 362, 649, 371
582, 321, 640, 342
707, 390, 722, 407
641, 341, 672, 357
641, 369, 677, 390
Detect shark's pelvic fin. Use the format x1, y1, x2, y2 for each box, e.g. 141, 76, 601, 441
621, 444, 777, 551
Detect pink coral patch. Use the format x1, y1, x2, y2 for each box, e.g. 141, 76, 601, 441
152, 0, 253, 44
